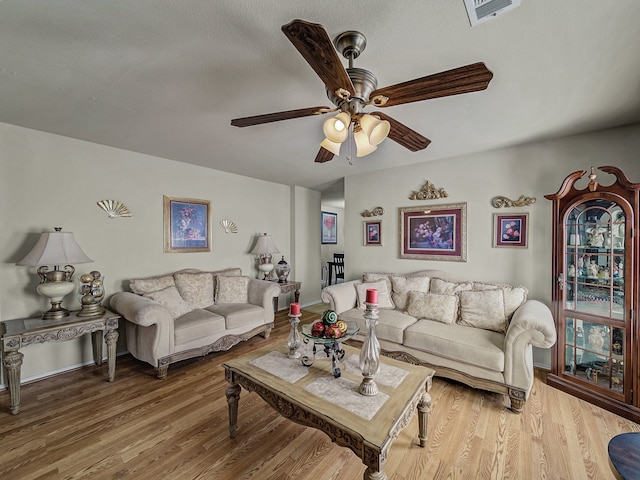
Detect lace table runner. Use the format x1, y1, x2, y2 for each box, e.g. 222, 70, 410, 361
250, 350, 310, 383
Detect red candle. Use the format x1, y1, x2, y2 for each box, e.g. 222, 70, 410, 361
366, 288, 378, 304
290, 302, 300, 315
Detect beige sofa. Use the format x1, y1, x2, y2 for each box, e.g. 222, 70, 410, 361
321, 270, 557, 412
110, 268, 280, 379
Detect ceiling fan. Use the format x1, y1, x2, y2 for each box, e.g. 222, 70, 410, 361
231, 19, 494, 163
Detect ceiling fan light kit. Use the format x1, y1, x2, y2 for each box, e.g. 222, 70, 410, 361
231, 19, 493, 164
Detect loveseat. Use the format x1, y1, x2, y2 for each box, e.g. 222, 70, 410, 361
111, 268, 280, 379
321, 270, 556, 412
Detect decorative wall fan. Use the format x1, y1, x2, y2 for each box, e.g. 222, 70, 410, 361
231, 19, 493, 163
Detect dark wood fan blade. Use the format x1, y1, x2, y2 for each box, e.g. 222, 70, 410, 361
371, 111, 431, 152
282, 19, 355, 99
371, 62, 493, 107
231, 106, 329, 127
315, 147, 335, 163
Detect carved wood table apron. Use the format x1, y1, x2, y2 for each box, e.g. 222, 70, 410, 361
1, 309, 120, 414
224, 343, 434, 480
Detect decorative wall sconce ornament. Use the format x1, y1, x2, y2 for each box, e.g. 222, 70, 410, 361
77, 271, 106, 317
220, 219, 238, 233
97, 200, 132, 218
409, 181, 448, 200
491, 195, 536, 208
361, 207, 384, 217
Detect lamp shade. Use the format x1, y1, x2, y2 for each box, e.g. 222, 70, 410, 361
354, 128, 378, 157
16, 231, 93, 266
322, 112, 351, 143
250, 233, 280, 255
359, 114, 390, 146
320, 137, 342, 156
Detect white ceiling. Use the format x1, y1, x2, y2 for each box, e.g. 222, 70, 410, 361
2, 1, 640, 191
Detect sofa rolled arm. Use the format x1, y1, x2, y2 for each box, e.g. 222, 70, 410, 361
321, 280, 361, 314
504, 299, 557, 394
247, 279, 281, 313
110, 292, 174, 327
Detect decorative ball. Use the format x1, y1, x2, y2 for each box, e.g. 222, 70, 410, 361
322, 310, 338, 325
336, 320, 348, 334
324, 324, 342, 338
80, 273, 94, 283
311, 321, 325, 337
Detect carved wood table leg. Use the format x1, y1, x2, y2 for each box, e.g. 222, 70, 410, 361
92, 330, 103, 366
363, 467, 387, 480
226, 382, 241, 439
417, 391, 432, 447
3, 351, 24, 415
105, 329, 119, 382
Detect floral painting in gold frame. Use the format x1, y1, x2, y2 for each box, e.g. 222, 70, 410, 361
163, 196, 211, 253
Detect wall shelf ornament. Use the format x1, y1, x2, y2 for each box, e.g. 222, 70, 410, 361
361, 207, 384, 217
409, 181, 448, 200
97, 200, 132, 218
220, 219, 238, 233
491, 195, 536, 208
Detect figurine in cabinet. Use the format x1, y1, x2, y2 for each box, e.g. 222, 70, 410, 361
587, 226, 606, 247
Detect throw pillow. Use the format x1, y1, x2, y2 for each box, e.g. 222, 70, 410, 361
473, 282, 528, 320
429, 277, 474, 295
216, 275, 250, 304
174, 272, 214, 309
457, 289, 507, 333
390, 275, 431, 311
130, 274, 175, 295
355, 280, 394, 310
362, 272, 395, 297
405, 291, 458, 324
143, 286, 192, 318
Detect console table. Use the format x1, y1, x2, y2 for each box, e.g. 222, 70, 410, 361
271, 280, 301, 311
1, 309, 120, 414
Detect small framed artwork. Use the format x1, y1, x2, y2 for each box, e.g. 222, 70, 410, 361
399, 203, 467, 261
493, 213, 528, 248
321, 211, 338, 244
163, 196, 211, 253
364, 220, 382, 246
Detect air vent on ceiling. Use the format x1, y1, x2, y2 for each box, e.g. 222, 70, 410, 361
464, 0, 521, 26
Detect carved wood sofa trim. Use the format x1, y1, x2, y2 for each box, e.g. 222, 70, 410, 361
155, 323, 273, 379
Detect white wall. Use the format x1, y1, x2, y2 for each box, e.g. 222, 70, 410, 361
292, 186, 322, 307
345, 123, 640, 367
0, 123, 303, 382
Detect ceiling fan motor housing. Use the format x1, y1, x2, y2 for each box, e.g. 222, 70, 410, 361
326, 67, 378, 116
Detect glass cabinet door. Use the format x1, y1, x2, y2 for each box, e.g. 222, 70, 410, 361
562, 199, 626, 397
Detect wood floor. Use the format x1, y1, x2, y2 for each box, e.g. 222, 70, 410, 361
1, 309, 639, 480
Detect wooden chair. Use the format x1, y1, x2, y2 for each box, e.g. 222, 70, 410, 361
328, 253, 344, 285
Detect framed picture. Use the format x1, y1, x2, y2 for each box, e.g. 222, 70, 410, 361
364, 220, 382, 246
493, 213, 528, 248
163, 196, 211, 253
399, 203, 467, 261
321, 211, 338, 244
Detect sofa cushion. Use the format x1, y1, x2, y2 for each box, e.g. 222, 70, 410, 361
174, 309, 226, 346
338, 308, 418, 344
390, 275, 431, 310
406, 291, 458, 325
206, 303, 265, 330
216, 275, 249, 304
130, 274, 176, 295
429, 277, 474, 295
404, 319, 505, 372
355, 280, 394, 310
473, 282, 528, 320
143, 286, 192, 318
362, 272, 394, 296
458, 289, 508, 333
174, 272, 214, 309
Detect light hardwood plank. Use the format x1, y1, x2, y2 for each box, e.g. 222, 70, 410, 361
1, 309, 638, 479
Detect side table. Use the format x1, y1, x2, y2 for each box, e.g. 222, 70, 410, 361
270, 280, 301, 311
1, 309, 120, 414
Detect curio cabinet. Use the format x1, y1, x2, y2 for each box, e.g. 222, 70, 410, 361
545, 166, 639, 421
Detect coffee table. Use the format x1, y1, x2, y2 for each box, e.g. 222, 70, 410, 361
223, 342, 434, 480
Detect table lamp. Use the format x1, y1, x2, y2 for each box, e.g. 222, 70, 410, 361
250, 233, 279, 280
16, 228, 93, 320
